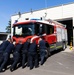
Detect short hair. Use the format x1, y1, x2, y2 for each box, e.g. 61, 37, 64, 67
18, 40, 22, 44
27, 38, 31, 42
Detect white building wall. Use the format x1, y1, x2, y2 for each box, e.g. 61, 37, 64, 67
11, 3, 74, 26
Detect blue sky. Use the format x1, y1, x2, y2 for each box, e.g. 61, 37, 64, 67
0, 0, 74, 32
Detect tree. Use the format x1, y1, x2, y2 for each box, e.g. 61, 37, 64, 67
6, 20, 11, 33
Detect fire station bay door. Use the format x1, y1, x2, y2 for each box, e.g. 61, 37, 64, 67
57, 18, 73, 45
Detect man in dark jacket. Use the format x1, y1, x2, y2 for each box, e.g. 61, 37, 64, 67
10, 41, 22, 72
0, 38, 11, 62
22, 39, 30, 68
0, 40, 14, 72
28, 40, 39, 70
38, 37, 47, 65
0, 38, 11, 51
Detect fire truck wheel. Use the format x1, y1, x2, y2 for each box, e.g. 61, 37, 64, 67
45, 48, 51, 58
62, 43, 66, 50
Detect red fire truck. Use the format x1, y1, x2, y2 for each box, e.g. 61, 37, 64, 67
12, 18, 67, 57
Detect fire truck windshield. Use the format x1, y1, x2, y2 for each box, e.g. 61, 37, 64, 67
13, 23, 35, 37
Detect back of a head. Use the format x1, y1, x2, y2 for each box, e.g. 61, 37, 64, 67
6, 38, 13, 44
8, 38, 12, 42
18, 40, 22, 44
27, 38, 31, 43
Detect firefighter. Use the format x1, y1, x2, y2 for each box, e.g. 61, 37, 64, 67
0, 40, 14, 72
28, 40, 39, 70
0, 38, 11, 51
10, 41, 22, 72
22, 39, 30, 68
38, 37, 47, 65
0, 38, 11, 62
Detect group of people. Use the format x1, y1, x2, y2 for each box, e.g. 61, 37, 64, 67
0, 36, 47, 72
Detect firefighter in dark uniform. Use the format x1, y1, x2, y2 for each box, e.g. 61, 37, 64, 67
38, 37, 47, 65
10, 41, 22, 72
22, 39, 30, 68
0, 38, 11, 63
0, 38, 11, 51
0, 40, 14, 72
28, 40, 39, 70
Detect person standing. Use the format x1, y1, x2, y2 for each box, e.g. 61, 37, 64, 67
22, 39, 30, 68
0, 40, 14, 72
10, 41, 22, 72
38, 37, 47, 65
0, 38, 11, 62
28, 40, 39, 70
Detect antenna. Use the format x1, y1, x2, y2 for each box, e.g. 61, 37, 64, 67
18, 11, 21, 18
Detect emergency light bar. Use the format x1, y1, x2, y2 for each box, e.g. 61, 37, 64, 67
30, 18, 42, 20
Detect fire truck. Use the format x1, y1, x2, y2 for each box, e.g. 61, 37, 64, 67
12, 18, 67, 57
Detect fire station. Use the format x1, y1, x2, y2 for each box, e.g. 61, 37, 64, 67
11, 2, 74, 46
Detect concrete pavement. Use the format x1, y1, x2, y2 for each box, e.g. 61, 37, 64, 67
0, 45, 74, 75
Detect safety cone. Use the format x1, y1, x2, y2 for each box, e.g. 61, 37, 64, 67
70, 42, 72, 50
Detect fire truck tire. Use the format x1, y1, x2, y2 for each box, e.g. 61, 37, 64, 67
45, 48, 51, 58
62, 43, 66, 50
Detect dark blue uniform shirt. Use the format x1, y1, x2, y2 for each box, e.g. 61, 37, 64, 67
22, 42, 30, 51
0, 40, 10, 52
39, 40, 46, 49
4, 43, 14, 54
14, 44, 22, 52
28, 42, 37, 53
